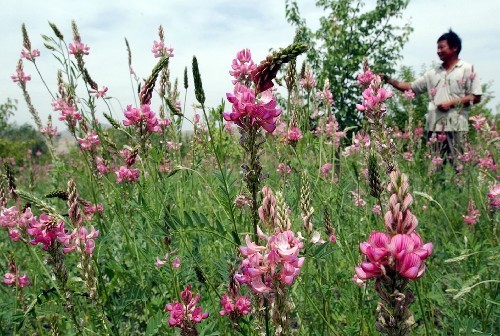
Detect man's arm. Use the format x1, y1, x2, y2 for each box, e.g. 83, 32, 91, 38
381, 75, 412, 92
437, 94, 481, 112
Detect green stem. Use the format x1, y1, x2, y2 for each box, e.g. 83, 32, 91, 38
199, 103, 240, 244
415, 279, 430, 336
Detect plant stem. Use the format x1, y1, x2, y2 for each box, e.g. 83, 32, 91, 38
415, 279, 430, 336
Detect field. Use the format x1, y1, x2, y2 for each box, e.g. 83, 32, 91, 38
1, 21, 499, 336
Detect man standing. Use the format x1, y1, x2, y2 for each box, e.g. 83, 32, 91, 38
383, 29, 482, 164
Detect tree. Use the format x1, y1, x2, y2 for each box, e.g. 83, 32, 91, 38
0, 99, 48, 163
0, 98, 17, 132
285, 0, 412, 129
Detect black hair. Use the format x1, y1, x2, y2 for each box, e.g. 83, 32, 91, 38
438, 29, 462, 55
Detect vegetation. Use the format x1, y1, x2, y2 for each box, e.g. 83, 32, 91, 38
1, 16, 498, 336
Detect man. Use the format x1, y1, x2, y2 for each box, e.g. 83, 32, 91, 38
383, 29, 482, 165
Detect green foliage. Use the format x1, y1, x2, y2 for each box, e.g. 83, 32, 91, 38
0, 122, 48, 164
0, 98, 17, 132
2, 19, 498, 336
285, 0, 412, 128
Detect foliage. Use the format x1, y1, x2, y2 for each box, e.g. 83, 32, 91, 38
1, 19, 498, 336
285, 0, 412, 129
0, 98, 17, 132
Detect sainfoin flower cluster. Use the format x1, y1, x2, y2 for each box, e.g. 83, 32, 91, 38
0, 206, 37, 242
123, 104, 165, 133
224, 83, 281, 133
53, 98, 82, 126
4, 272, 30, 288
355, 231, 433, 280
223, 49, 281, 133
219, 294, 252, 316
165, 284, 209, 333
235, 229, 305, 293
355, 171, 433, 281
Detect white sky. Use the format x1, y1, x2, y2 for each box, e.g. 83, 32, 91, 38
1, 0, 498, 131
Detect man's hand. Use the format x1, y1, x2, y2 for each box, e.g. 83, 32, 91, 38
437, 101, 454, 112
380, 74, 390, 83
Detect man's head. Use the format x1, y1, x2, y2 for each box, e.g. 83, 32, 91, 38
437, 29, 462, 61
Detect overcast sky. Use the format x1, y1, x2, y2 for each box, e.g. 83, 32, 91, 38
1, 0, 498, 131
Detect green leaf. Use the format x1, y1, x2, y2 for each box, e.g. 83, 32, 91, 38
145, 310, 164, 336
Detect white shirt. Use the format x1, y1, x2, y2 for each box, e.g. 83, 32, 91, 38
411, 60, 482, 132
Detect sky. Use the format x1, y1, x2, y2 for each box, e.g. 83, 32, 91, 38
1, 0, 499, 131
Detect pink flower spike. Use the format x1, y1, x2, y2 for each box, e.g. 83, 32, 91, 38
69, 41, 90, 55
3, 273, 16, 285
171, 257, 181, 268
90, 86, 108, 98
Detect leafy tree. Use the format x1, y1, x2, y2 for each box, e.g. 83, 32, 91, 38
285, 0, 412, 129
0, 98, 17, 132
0, 99, 48, 163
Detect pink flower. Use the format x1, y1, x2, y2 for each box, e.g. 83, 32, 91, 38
431, 156, 444, 166
462, 199, 480, 225
229, 48, 256, 84
287, 126, 302, 144
58, 226, 99, 254
403, 89, 415, 100
90, 86, 108, 98
152, 40, 174, 58
96, 157, 109, 174
165, 284, 209, 330
372, 204, 382, 215
321, 163, 333, 177
356, 231, 433, 280
123, 104, 162, 133
11, 69, 31, 84
55, 100, 82, 126
235, 295, 251, 315
27, 213, 65, 250
352, 191, 366, 207
351, 274, 366, 287
224, 84, 281, 133
436, 133, 447, 142
0, 206, 36, 242
357, 68, 375, 86
115, 166, 139, 183
469, 114, 487, 131
159, 160, 171, 174
219, 293, 252, 316
356, 86, 393, 114
155, 249, 179, 268
171, 257, 181, 268
40, 123, 58, 138
317, 79, 334, 105
300, 71, 316, 91
69, 41, 89, 55
487, 184, 500, 209
403, 152, 413, 161
219, 294, 235, 316
77, 132, 99, 151
3, 273, 30, 288
414, 125, 424, 139
235, 229, 304, 293
3, 273, 15, 285
21, 48, 40, 61
478, 151, 497, 172
277, 162, 291, 175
